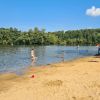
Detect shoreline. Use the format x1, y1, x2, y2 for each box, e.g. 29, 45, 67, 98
0, 56, 100, 100
0, 56, 97, 86
0, 54, 93, 75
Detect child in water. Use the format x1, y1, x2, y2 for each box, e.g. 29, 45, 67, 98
31, 48, 37, 64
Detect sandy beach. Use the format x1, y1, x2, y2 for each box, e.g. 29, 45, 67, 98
0, 56, 100, 100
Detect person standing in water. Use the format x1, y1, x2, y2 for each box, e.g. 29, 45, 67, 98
31, 48, 36, 65
77, 45, 79, 54
98, 46, 100, 55
97, 44, 100, 55
77, 45, 79, 50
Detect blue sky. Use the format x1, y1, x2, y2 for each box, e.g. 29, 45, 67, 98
0, 0, 100, 31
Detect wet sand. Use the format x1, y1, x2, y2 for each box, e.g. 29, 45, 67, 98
0, 56, 100, 100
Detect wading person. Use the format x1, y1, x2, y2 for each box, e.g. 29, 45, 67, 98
61, 51, 64, 62
31, 48, 36, 66
98, 46, 100, 55
96, 44, 100, 55
77, 45, 79, 54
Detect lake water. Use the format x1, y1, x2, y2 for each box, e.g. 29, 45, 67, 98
0, 46, 98, 74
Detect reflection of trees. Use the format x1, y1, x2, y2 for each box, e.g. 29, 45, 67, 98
0, 46, 19, 54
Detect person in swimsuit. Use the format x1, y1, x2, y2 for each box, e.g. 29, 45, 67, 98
31, 48, 36, 65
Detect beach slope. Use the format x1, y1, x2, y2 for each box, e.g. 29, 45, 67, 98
0, 56, 100, 100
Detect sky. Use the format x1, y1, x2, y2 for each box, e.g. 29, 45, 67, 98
0, 0, 100, 31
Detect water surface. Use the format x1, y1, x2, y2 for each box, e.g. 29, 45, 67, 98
0, 46, 98, 74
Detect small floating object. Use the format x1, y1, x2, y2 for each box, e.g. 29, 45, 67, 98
31, 74, 35, 78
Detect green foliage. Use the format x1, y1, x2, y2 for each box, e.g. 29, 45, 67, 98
0, 27, 100, 45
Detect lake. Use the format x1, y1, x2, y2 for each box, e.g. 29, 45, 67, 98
0, 46, 98, 74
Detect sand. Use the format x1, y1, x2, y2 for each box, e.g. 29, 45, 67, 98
0, 56, 100, 100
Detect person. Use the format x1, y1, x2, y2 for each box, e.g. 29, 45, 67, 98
98, 46, 100, 55
61, 51, 64, 62
96, 44, 100, 55
98, 44, 100, 55
31, 48, 36, 64
77, 45, 79, 54
77, 45, 79, 49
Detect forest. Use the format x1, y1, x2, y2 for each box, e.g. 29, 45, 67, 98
0, 27, 100, 46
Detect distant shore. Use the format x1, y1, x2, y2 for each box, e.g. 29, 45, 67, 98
0, 56, 100, 100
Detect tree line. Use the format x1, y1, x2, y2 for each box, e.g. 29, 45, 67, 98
0, 27, 100, 46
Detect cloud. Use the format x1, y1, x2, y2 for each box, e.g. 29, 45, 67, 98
86, 6, 100, 17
